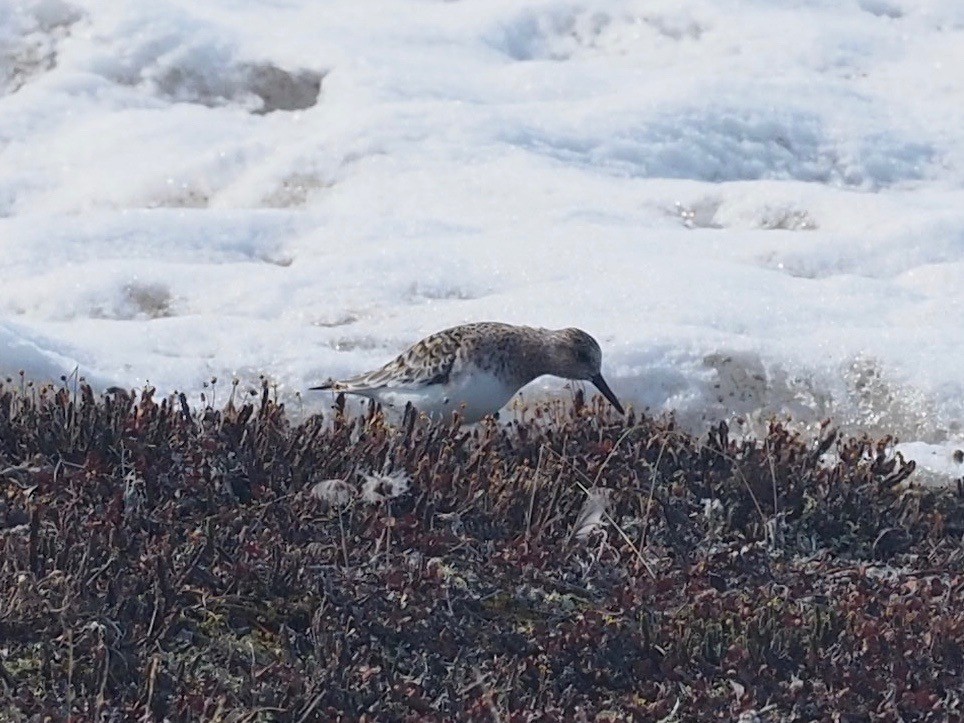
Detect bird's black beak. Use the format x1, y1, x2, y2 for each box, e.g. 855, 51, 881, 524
590, 373, 625, 415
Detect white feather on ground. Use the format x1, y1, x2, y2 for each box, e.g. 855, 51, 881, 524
572, 487, 613, 542
309, 478, 353, 508
361, 471, 411, 503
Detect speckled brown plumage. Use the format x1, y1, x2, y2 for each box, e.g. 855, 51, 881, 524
312, 322, 623, 422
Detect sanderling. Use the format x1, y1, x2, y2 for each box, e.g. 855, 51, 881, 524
311, 322, 624, 423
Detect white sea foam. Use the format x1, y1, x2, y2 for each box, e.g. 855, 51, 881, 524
1, 0, 962, 477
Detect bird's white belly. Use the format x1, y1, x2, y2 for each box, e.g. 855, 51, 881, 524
373, 370, 520, 423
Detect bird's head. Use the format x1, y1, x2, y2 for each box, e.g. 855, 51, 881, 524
549, 328, 624, 415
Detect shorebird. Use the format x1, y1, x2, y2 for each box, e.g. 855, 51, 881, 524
311, 322, 624, 423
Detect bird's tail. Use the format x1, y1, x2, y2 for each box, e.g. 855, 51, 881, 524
309, 379, 338, 391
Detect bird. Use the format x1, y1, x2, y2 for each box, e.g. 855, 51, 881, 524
311, 322, 624, 423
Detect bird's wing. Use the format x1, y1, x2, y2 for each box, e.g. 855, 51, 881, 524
313, 328, 466, 393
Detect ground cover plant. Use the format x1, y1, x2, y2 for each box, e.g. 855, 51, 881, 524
1, 379, 963, 721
